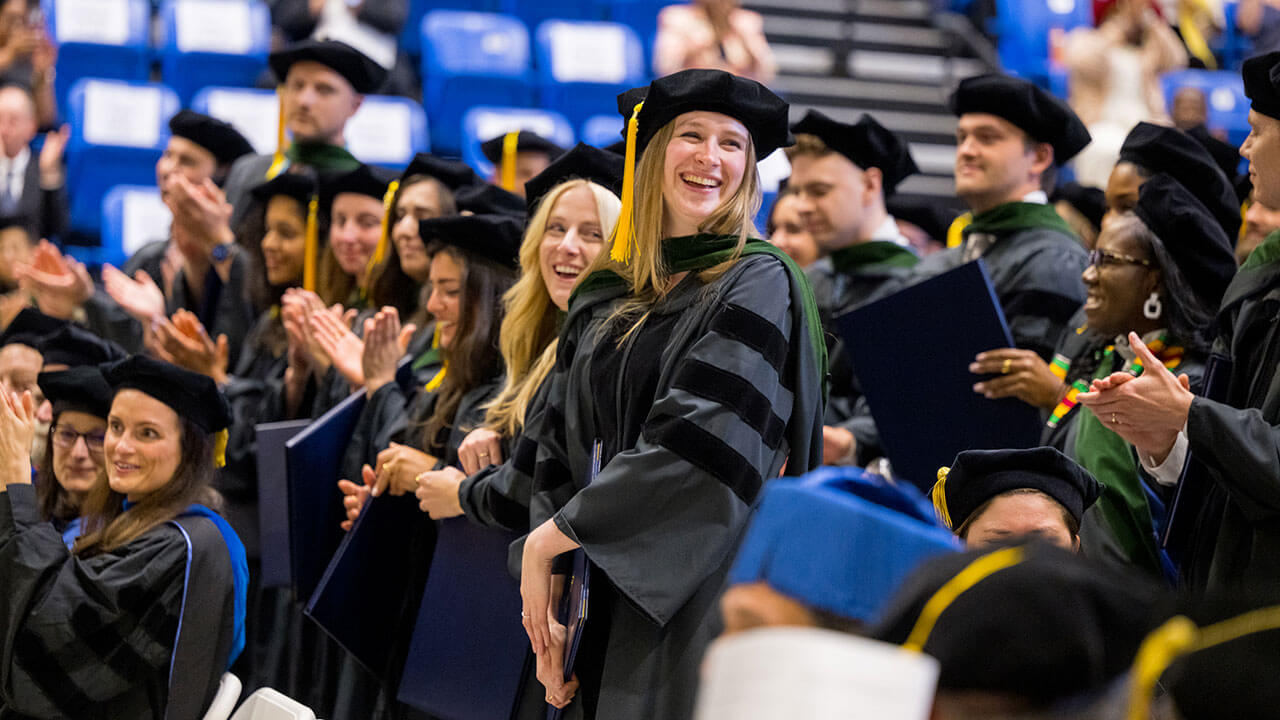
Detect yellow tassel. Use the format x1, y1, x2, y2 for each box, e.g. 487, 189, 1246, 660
1240, 198, 1251, 246
903, 546, 1025, 653
424, 361, 447, 392
267, 86, 288, 179
213, 428, 228, 469
303, 195, 319, 292
931, 466, 953, 529
946, 212, 971, 249
610, 101, 644, 265
500, 130, 519, 192
365, 180, 399, 291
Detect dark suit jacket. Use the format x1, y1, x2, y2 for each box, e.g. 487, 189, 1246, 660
3, 153, 69, 241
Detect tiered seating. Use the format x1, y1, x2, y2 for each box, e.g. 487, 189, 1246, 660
191, 86, 278, 154
580, 113, 624, 148
534, 19, 646, 129
461, 105, 575, 177
47, 0, 153, 117
158, 0, 271, 105
994, 0, 1092, 87
91, 184, 171, 268
1162, 69, 1250, 145
346, 95, 431, 169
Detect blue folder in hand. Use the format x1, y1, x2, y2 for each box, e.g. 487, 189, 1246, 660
305, 493, 422, 677
255, 419, 310, 588
837, 260, 1042, 491
397, 517, 528, 720
285, 389, 366, 601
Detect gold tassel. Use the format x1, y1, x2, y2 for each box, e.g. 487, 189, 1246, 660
903, 546, 1025, 653
424, 361, 447, 392
213, 428, 228, 469
610, 101, 644, 264
365, 180, 399, 292
946, 212, 971, 249
931, 466, 953, 529
303, 195, 319, 292
500, 130, 520, 191
266, 86, 288, 179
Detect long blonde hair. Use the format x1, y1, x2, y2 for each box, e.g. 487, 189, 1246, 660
484, 179, 622, 437
587, 116, 762, 335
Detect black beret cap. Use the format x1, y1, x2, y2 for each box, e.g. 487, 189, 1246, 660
103, 355, 231, 433
168, 110, 255, 166
318, 164, 393, 210
1185, 124, 1242, 183
1051, 181, 1107, 230
37, 324, 127, 369
250, 172, 315, 206
1242, 51, 1280, 121
950, 73, 1091, 162
269, 38, 387, 95
873, 543, 1170, 706
419, 214, 523, 271
480, 131, 566, 165
886, 194, 964, 246
618, 68, 793, 158
0, 308, 65, 349
454, 182, 526, 219
401, 153, 480, 191
1133, 174, 1238, 310
790, 110, 919, 194
1119, 122, 1240, 239
38, 365, 114, 419
932, 446, 1102, 531
524, 142, 624, 214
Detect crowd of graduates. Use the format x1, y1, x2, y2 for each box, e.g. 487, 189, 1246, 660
0, 29, 1277, 720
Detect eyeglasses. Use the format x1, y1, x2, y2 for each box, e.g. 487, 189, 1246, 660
52, 426, 105, 454
1089, 248, 1153, 269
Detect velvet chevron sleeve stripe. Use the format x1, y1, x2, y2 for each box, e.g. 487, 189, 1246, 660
643, 413, 764, 504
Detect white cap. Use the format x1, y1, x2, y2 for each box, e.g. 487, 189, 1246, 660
694, 627, 939, 720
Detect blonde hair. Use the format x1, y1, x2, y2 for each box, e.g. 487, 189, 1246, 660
784, 132, 834, 161
483, 179, 622, 437
585, 116, 762, 337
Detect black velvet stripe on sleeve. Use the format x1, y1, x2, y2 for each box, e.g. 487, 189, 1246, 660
511, 434, 539, 475
643, 413, 763, 504
1001, 289, 1084, 326
672, 359, 786, 450
534, 456, 575, 497
708, 303, 788, 377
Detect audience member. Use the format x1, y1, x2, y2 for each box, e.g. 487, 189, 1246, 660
0, 85, 64, 242
763, 187, 819, 267
0, 0, 55, 128
481, 131, 566, 198
654, 0, 777, 83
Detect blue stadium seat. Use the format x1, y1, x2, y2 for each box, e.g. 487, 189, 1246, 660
421, 10, 535, 154
76, 184, 172, 267
65, 79, 179, 236
601, 0, 672, 62
191, 85, 279, 155
580, 113, 622, 148
45, 0, 152, 119
534, 19, 647, 130
1213, 0, 1254, 71
1162, 69, 1250, 145
503, 0, 605, 29
346, 94, 430, 170
158, 0, 271, 106
995, 0, 1092, 87
461, 105, 574, 178
402, 0, 500, 58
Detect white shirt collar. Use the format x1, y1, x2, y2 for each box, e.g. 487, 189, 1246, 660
1022, 190, 1048, 205
869, 214, 910, 248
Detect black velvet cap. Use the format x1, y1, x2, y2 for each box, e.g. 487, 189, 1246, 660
886, 194, 964, 246
1161, 594, 1280, 720
318, 164, 393, 210
790, 110, 919, 194
618, 68, 793, 158
0, 308, 65, 349
419, 214, 523, 271
401, 153, 480, 191
950, 73, 1091, 162
1051, 181, 1107, 230
932, 447, 1101, 531
1185, 124, 1241, 182
36, 324, 127, 369
38, 365, 114, 419
453, 182, 526, 219
1119, 122, 1240, 239
873, 543, 1170, 706
1133, 174, 1238, 310
168, 110, 254, 166
250, 172, 315, 206
1242, 51, 1280, 121
524, 142, 624, 214
269, 38, 387, 94
480, 131, 566, 165
103, 355, 231, 433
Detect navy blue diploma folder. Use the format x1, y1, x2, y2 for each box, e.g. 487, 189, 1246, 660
285, 389, 366, 601
837, 259, 1041, 490
305, 493, 422, 676
397, 517, 528, 719
255, 419, 311, 588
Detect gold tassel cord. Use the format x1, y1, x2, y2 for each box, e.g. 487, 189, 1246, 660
303, 195, 319, 292
267, 86, 288, 179
500, 130, 520, 192
610, 101, 644, 265
213, 428, 229, 468
931, 466, 953, 529
365, 180, 399, 293
902, 546, 1026, 653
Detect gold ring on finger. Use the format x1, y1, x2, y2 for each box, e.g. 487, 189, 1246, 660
1001, 358, 1012, 374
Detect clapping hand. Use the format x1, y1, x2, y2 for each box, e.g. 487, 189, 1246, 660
309, 306, 365, 388
152, 309, 229, 385
0, 383, 35, 486
360, 307, 415, 396
15, 240, 92, 320
103, 264, 165, 323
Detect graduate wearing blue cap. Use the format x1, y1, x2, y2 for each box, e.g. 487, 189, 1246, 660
723, 466, 960, 634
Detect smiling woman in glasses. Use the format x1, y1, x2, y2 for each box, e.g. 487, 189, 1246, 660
33, 366, 123, 549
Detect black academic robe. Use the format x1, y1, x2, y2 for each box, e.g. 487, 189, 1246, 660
513, 250, 825, 719
1179, 246, 1280, 591
0, 486, 237, 720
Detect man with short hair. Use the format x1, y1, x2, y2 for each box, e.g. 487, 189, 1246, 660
480, 130, 565, 198
0, 84, 65, 241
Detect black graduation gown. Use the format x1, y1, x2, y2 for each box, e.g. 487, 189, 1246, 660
513, 250, 825, 719
1180, 247, 1280, 591
0, 486, 237, 720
